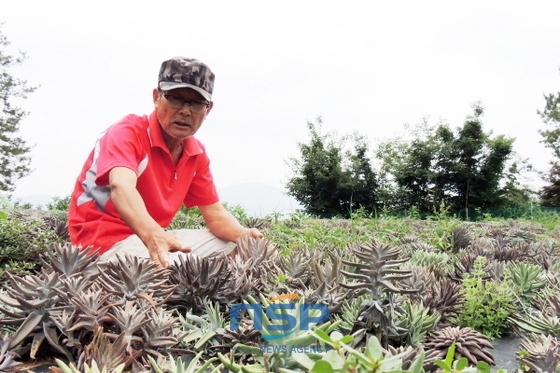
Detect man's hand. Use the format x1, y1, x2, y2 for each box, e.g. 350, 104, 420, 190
244, 227, 264, 239
145, 230, 191, 269
199, 202, 267, 243
109, 167, 192, 269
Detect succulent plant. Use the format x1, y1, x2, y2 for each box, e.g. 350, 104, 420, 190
167, 254, 228, 311
450, 224, 471, 252
98, 254, 175, 308
0, 270, 68, 358
39, 243, 99, 278
421, 277, 464, 327
340, 240, 419, 299
178, 300, 227, 352
385, 345, 426, 370
509, 310, 560, 338
292, 332, 425, 373
76, 324, 136, 373
399, 238, 435, 255
168, 209, 206, 230
451, 253, 491, 282
400, 265, 431, 297
492, 243, 528, 263
225, 253, 283, 305
56, 358, 125, 373
302, 281, 348, 314
241, 217, 272, 231
216, 317, 262, 354
309, 254, 345, 289
339, 240, 418, 347
106, 302, 150, 352
147, 351, 218, 373
44, 217, 71, 242
278, 253, 309, 284
408, 250, 453, 278
66, 286, 113, 332
333, 296, 366, 335
467, 237, 496, 259
0, 247, 188, 369
517, 333, 560, 373
538, 293, 560, 316
394, 300, 440, 347
56, 275, 98, 306
0, 334, 21, 371
235, 235, 277, 264
140, 308, 182, 357
423, 326, 495, 367
504, 260, 546, 304
221, 258, 262, 303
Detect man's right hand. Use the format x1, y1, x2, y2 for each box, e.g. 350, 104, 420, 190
109, 167, 191, 269
145, 230, 191, 269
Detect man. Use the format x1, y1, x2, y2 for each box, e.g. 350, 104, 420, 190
68, 57, 263, 268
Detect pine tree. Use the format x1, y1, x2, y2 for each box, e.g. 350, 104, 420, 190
0, 25, 36, 192
538, 68, 560, 206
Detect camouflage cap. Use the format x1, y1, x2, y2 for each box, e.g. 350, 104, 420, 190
158, 57, 215, 101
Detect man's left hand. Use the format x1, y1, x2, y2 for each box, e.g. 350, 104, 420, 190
244, 227, 264, 239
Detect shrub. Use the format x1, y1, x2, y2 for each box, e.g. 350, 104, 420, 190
457, 257, 514, 339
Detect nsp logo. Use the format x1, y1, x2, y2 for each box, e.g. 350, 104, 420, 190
230, 293, 330, 341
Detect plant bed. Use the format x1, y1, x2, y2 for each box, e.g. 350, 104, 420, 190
1, 211, 560, 372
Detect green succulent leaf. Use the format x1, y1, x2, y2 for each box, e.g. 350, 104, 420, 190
454, 357, 468, 370
445, 341, 456, 366
435, 360, 452, 371
291, 353, 315, 370
323, 350, 344, 370
476, 361, 492, 373
312, 329, 333, 345
311, 360, 333, 373
364, 335, 383, 360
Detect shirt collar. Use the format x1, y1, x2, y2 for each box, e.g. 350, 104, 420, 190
148, 110, 203, 156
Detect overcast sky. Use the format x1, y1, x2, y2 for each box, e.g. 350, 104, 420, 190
3, 0, 560, 202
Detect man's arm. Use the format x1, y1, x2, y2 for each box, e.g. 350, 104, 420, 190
109, 166, 190, 268
198, 202, 263, 242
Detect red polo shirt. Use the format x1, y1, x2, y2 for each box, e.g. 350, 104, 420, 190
68, 111, 219, 254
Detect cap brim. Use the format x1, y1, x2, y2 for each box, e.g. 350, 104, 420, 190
159, 82, 212, 101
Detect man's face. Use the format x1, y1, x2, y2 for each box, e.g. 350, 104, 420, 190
153, 87, 213, 142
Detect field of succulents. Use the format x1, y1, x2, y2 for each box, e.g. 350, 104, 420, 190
1, 207, 560, 373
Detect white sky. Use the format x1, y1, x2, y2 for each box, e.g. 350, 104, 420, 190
3, 0, 560, 201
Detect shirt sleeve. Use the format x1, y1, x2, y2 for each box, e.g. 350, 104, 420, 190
95, 116, 144, 186
184, 149, 220, 207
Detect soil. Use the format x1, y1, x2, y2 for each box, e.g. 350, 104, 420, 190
491, 335, 523, 372
13, 358, 56, 373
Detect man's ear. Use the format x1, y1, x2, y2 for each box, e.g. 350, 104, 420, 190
205, 101, 214, 116
152, 88, 160, 107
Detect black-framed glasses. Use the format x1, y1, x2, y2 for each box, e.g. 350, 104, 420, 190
163, 94, 210, 114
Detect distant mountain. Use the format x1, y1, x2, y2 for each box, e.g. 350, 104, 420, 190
218, 183, 302, 217
7, 194, 54, 209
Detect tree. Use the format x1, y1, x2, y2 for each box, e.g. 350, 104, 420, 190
0, 25, 36, 192
538, 68, 560, 206
286, 117, 379, 218
378, 103, 530, 215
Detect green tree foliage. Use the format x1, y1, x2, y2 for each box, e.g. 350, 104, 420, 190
378, 103, 530, 214
286, 117, 379, 218
0, 25, 36, 192
538, 68, 560, 206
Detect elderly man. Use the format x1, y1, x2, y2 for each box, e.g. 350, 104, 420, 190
68, 57, 263, 268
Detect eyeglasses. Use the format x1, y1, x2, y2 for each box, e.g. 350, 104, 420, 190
163, 94, 210, 114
